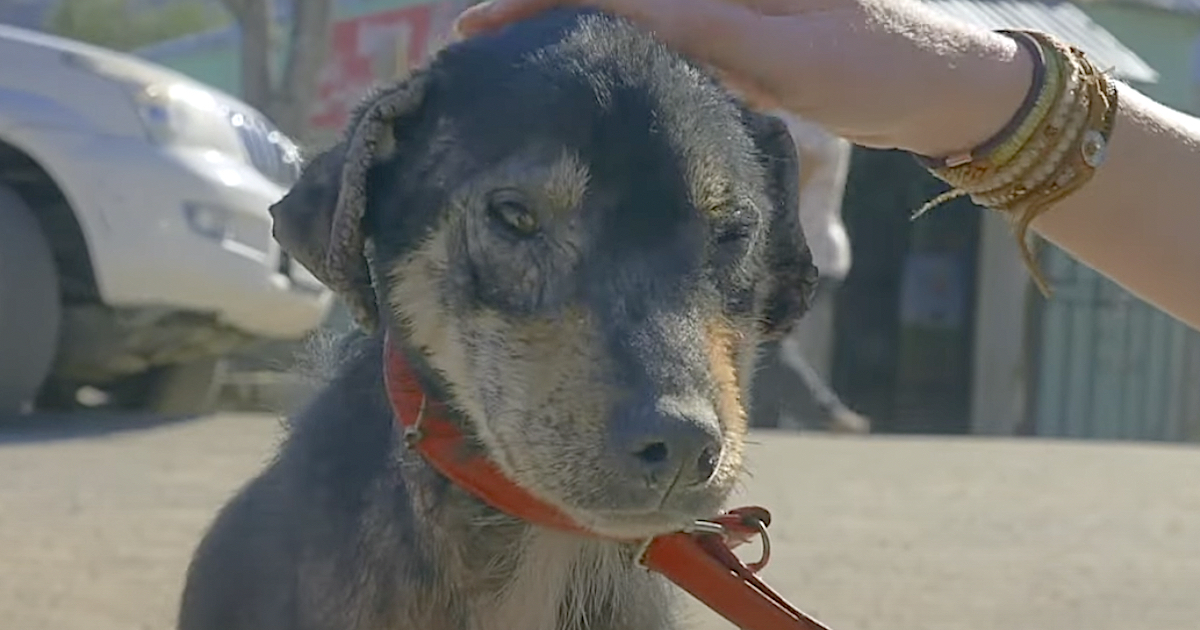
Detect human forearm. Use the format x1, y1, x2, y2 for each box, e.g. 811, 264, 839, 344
702, 2, 1034, 153
696, 4, 1200, 325
456, 0, 1035, 153
886, 25, 1200, 325
1029, 85, 1200, 326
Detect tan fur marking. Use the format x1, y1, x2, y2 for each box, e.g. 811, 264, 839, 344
387, 247, 618, 505
445, 148, 590, 217
542, 150, 591, 213
373, 131, 398, 160
385, 228, 494, 444
468, 307, 619, 486
686, 154, 734, 215
705, 317, 747, 475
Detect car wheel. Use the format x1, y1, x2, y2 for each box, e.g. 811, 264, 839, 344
110, 357, 227, 417
0, 186, 61, 416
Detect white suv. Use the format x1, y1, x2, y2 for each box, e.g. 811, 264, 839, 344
0, 25, 334, 415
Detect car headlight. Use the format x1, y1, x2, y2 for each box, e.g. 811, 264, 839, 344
60, 50, 301, 185
134, 82, 246, 159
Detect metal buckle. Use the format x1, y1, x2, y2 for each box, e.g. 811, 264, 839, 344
632, 519, 727, 570
745, 517, 771, 573
631, 513, 772, 575
688, 516, 772, 573
686, 519, 729, 537
402, 395, 428, 449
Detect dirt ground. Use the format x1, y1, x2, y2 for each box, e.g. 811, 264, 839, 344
1, 411, 1198, 630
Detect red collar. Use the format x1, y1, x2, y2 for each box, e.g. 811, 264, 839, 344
383, 334, 833, 630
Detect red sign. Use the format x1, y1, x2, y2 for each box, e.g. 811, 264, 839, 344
310, 1, 471, 131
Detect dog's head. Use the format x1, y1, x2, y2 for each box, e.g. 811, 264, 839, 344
272, 9, 817, 538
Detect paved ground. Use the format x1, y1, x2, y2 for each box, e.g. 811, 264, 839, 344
1, 412, 1198, 630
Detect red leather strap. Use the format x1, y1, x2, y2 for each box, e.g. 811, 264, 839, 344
384, 344, 585, 534
383, 336, 833, 630
641, 526, 833, 630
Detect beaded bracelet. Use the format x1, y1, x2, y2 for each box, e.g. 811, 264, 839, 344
1001, 35, 1119, 292
913, 29, 1120, 295
914, 30, 1052, 171
934, 41, 1081, 194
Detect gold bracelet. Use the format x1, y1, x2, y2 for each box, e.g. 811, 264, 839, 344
989, 37, 1064, 167
911, 41, 1079, 219
973, 78, 1090, 209
941, 30, 1066, 179
914, 30, 1120, 296
933, 46, 1080, 193
1001, 41, 1119, 294
915, 29, 1053, 171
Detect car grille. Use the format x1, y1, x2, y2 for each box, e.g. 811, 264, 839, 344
230, 111, 302, 187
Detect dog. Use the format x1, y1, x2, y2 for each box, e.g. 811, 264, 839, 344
177, 8, 817, 630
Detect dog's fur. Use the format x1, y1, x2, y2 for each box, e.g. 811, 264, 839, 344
178, 8, 817, 630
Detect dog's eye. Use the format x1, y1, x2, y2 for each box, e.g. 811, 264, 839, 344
487, 190, 540, 237
715, 225, 752, 246
713, 206, 758, 247
712, 220, 756, 269
714, 221, 756, 250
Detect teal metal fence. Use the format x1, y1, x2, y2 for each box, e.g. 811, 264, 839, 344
1031, 243, 1200, 442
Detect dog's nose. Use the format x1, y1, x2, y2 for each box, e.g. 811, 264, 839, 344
610, 397, 723, 489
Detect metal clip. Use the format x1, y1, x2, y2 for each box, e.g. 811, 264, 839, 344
699, 510, 772, 573
402, 395, 428, 449
686, 519, 729, 537
745, 517, 771, 573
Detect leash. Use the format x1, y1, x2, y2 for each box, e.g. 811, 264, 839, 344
382, 336, 834, 630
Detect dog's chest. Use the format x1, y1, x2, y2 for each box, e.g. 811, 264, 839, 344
468, 530, 670, 630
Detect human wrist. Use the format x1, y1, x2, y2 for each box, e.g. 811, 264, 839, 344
894, 29, 1036, 158
912, 30, 1121, 295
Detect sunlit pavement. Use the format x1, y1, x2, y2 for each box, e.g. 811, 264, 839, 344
1, 412, 1198, 630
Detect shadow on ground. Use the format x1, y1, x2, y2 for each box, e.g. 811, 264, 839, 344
0, 410, 207, 445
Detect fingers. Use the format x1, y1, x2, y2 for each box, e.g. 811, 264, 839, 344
452, 0, 794, 109
709, 66, 784, 111
454, 0, 586, 37
453, 0, 716, 39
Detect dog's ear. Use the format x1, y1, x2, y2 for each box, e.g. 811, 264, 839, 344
269, 71, 431, 331
742, 110, 819, 340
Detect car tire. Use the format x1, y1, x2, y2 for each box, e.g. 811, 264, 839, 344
111, 357, 227, 417
0, 186, 61, 416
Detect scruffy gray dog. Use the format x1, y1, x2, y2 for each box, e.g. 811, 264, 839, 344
178, 7, 817, 630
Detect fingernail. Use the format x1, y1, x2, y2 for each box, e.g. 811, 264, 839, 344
452, 1, 493, 36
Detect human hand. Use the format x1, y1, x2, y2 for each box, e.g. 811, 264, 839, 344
454, 0, 1034, 157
